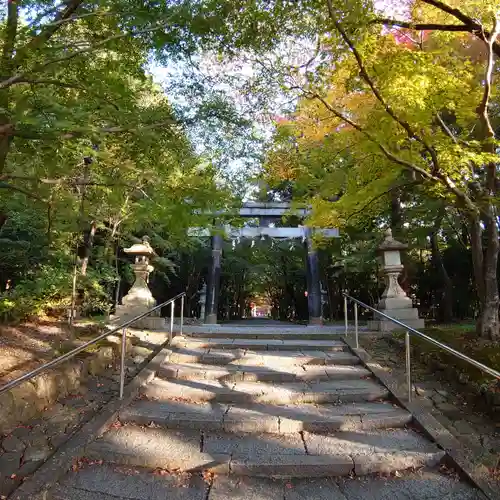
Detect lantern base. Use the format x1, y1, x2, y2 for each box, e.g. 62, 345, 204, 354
368, 306, 424, 332
377, 296, 413, 310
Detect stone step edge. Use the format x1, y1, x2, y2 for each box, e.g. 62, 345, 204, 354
158, 364, 371, 381
185, 332, 346, 339
119, 406, 412, 433
85, 447, 444, 478
171, 339, 347, 352
168, 352, 361, 366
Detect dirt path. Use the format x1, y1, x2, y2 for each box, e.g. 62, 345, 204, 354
0, 321, 102, 384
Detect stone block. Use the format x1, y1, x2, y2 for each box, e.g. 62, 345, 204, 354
22, 444, 52, 462
17, 459, 44, 477
0, 475, 22, 499
210, 476, 284, 500
9, 382, 38, 422
230, 455, 353, 477
203, 432, 305, 458
368, 317, 425, 332
353, 450, 444, 476
0, 451, 22, 476
89, 347, 114, 376
0, 399, 19, 434
377, 297, 413, 310
2, 435, 26, 453
285, 478, 348, 499
85, 426, 230, 473
223, 406, 279, 433
32, 372, 58, 410
57, 463, 208, 500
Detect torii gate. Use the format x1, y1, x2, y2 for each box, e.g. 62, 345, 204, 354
190, 202, 339, 325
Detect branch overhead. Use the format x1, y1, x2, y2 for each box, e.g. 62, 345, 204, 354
372, 0, 500, 58
325, 0, 440, 172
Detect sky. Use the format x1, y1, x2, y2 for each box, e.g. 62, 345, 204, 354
146, 0, 404, 193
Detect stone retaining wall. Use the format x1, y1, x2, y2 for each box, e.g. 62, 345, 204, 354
0, 339, 127, 435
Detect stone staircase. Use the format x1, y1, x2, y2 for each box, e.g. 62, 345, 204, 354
44, 329, 486, 499
87, 331, 444, 475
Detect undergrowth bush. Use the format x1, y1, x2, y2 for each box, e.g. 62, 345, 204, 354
0, 258, 116, 322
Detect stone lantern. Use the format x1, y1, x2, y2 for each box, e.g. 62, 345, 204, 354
112, 236, 165, 329
368, 229, 424, 332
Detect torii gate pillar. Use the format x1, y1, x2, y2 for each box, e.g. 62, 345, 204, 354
305, 228, 323, 325
204, 233, 222, 324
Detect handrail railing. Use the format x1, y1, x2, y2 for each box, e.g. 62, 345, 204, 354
0, 292, 186, 400
343, 293, 500, 402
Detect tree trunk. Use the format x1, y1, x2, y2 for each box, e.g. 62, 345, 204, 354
80, 221, 96, 276
469, 205, 499, 340
469, 214, 485, 305
477, 206, 499, 340
429, 211, 453, 322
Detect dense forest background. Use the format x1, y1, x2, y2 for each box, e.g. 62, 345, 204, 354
0, 0, 498, 339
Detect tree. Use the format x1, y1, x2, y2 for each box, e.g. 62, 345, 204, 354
260, 0, 500, 339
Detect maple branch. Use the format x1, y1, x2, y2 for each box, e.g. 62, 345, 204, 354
15, 79, 85, 90
18, 79, 121, 112
346, 180, 421, 221
372, 19, 471, 32
59, 119, 179, 139
304, 89, 478, 214
2, 117, 178, 140
0, 182, 45, 202
477, 16, 500, 140
13, 0, 85, 67
31, 9, 118, 30
421, 0, 479, 26
325, 0, 440, 173
0, 23, 171, 90
436, 113, 458, 144
372, 1, 500, 59
0, 175, 138, 188
422, 0, 500, 57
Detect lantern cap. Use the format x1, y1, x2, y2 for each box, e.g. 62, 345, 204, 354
378, 228, 408, 251
124, 236, 156, 257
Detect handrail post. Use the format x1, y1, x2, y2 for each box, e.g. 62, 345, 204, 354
405, 330, 412, 402
344, 295, 348, 336
180, 294, 185, 336
119, 327, 127, 400
169, 300, 174, 344
354, 302, 359, 349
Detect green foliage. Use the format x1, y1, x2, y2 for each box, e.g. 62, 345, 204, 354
0, 253, 115, 322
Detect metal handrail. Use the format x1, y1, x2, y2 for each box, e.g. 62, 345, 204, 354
343, 293, 500, 401
0, 292, 186, 399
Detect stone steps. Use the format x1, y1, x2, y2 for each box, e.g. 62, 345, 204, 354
141, 377, 389, 404
84, 425, 445, 478
159, 362, 371, 382
185, 330, 345, 340
49, 463, 484, 500
169, 348, 361, 366
51, 330, 456, 488
119, 400, 412, 433
171, 336, 347, 351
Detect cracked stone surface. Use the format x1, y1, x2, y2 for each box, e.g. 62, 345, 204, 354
55, 463, 207, 500
1, 435, 25, 453
48, 463, 486, 500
